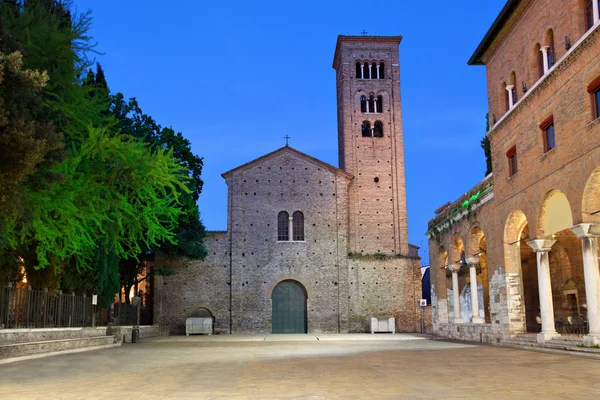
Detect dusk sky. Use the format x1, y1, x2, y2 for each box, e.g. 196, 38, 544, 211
76, 0, 507, 265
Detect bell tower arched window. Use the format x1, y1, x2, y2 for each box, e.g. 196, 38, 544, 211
368, 95, 376, 113
278, 211, 289, 241
356, 62, 362, 79
586, 0, 599, 30
379, 62, 385, 79
374, 121, 384, 137
377, 95, 383, 113
292, 211, 304, 241
360, 95, 367, 113
361, 121, 371, 137
363, 62, 371, 79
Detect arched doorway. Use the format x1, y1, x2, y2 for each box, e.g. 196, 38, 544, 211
271, 280, 307, 333
468, 227, 490, 323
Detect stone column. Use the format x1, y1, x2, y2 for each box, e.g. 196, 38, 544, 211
360, 64, 364, 79
571, 224, 600, 345
368, 64, 372, 79
376, 65, 380, 79
594, 0, 599, 26
466, 258, 483, 323
541, 46, 550, 74
288, 216, 293, 241
527, 239, 559, 343
448, 264, 463, 324
506, 85, 515, 109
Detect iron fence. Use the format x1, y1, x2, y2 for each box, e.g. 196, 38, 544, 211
0, 284, 96, 329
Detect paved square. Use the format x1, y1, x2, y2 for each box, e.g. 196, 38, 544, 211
1, 335, 599, 399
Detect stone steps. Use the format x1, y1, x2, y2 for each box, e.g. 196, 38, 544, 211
0, 335, 119, 362
502, 336, 600, 357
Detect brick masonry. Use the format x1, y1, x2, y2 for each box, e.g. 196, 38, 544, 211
154, 36, 422, 335
428, 1, 600, 343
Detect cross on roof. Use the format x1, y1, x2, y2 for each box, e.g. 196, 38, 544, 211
284, 135, 291, 147
360, 30, 368, 36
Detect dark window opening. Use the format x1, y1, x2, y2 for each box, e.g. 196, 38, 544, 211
536, 45, 544, 78
546, 33, 556, 69
585, 0, 598, 31
356, 62, 362, 79
374, 121, 384, 138
540, 116, 556, 153
293, 211, 304, 241
368, 95, 376, 113
595, 90, 600, 119
361, 121, 371, 137
379, 62, 385, 79
506, 146, 518, 177
278, 211, 289, 241
363, 62, 371, 79
360, 95, 367, 113
372, 62, 377, 79
377, 95, 383, 113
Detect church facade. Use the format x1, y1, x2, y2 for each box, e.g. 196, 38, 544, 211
154, 35, 422, 334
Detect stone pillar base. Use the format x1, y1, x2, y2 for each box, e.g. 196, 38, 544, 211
454, 318, 464, 324
537, 332, 559, 344
583, 334, 600, 346
471, 316, 484, 324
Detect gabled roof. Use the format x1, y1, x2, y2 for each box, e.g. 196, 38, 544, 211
468, 0, 523, 65
221, 146, 354, 180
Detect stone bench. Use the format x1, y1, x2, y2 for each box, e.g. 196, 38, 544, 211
371, 316, 395, 334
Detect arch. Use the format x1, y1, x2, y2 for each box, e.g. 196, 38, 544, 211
361, 121, 371, 137
373, 121, 384, 137
292, 211, 304, 241
534, 43, 544, 79
538, 190, 574, 236
189, 306, 213, 318
436, 246, 449, 299
360, 95, 367, 113
271, 280, 307, 333
266, 275, 313, 300
379, 62, 385, 79
450, 236, 465, 266
277, 211, 289, 241
503, 210, 532, 333
544, 29, 556, 69
363, 62, 371, 79
368, 95, 376, 113
509, 71, 518, 104
376, 95, 383, 113
503, 210, 529, 274
582, 165, 600, 224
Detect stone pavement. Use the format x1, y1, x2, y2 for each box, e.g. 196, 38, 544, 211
0, 334, 599, 399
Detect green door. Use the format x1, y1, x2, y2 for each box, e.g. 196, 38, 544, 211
272, 280, 307, 333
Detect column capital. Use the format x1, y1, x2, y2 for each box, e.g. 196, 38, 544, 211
505, 84, 515, 91
571, 223, 600, 239
540, 45, 550, 51
527, 238, 556, 253
448, 264, 461, 273
466, 257, 480, 267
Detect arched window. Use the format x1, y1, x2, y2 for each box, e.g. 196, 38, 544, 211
545, 30, 555, 69
585, 0, 599, 30
374, 121, 383, 137
368, 95, 375, 113
377, 95, 383, 113
356, 62, 362, 79
360, 95, 367, 113
509, 72, 517, 104
364, 62, 371, 79
371, 62, 377, 79
361, 121, 371, 137
379, 62, 385, 79
278, 211, 289, 241
292, 211, 304, 241
535, 43, 544, 78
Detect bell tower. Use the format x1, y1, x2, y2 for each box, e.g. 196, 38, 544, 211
333, 35, 409, 256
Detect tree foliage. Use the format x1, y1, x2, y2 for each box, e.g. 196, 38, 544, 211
0, 1, 207, 306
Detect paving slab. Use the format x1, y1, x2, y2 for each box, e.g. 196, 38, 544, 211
0, 336, 598, 399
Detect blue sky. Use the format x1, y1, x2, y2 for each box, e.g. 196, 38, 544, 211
76, 0, 507, 265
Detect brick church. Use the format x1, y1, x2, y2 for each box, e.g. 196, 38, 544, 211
154, 35, 422, 334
